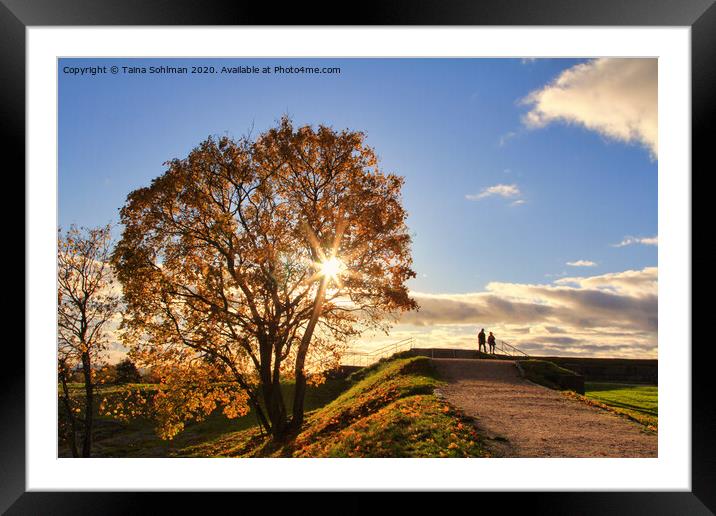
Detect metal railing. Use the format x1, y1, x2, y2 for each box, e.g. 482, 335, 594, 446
490, 339, 530, 359
408, 339, 529, 360
341, 336, 529, 367
341, 337, 415, 367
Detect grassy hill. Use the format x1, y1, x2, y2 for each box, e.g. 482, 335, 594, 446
517, 359, 581, 390
179, 355, 487, 457
60, 354, 488, 458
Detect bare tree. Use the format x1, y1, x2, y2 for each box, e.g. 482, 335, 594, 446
57, 224, 119, 457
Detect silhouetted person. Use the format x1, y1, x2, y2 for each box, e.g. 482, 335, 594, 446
477, 328, 486, 354
488, 332, 496, 354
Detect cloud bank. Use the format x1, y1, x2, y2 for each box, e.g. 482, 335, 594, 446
372, 267, 658, 358
521, 58, 658, 158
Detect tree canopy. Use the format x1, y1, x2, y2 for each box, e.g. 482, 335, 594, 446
112, 117, 417, 440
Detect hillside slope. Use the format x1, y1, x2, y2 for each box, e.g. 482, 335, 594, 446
181, 355, 489, 458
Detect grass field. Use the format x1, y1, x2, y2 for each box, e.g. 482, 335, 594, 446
59, 355, 488, 458
59, 377, 350, 457
583, 382, 658, 428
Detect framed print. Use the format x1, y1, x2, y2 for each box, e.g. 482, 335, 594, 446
6, 0, 712, 513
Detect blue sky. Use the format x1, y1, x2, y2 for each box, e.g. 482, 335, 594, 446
59, 58, 658, 357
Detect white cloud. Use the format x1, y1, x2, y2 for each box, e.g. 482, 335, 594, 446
566, 260, 597, 267
521, 58, 658, 158
466, 184, 521, 201
612, 235, 658, 247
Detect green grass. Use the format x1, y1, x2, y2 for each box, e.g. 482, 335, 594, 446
517, 359, 579, 390
184, 355, 488, 458
583, 382, 658, 429
64, 355, 489, 458
58, 378, 349, 457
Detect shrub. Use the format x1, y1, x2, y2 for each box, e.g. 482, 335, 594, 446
115, 359, 142, 384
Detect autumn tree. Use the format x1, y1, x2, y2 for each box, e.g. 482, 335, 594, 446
112, 117, 417, 442
57, 224, 119, 457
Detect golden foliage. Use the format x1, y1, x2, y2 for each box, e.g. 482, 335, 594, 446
112, 117, 417, 439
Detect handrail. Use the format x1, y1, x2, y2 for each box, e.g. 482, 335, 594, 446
408, 339, 529, 359
366, 337, 414, 356
341, 337, 415, 367
493, 339, 530, 358
341, 336, 529, 367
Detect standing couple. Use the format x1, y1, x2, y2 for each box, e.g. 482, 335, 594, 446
477, 328, 496, 354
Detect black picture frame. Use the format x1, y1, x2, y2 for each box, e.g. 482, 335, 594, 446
6, 0, 710, 513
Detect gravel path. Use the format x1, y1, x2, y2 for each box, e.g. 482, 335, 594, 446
432, 358, 657, 458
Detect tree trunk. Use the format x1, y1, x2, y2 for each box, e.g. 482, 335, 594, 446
288, 277, 328, 436
290, 368, 309, 436
262, 380, 288, 441
258, 337, 289, 441
59, 368, 79, 458
81, 352, 93, 457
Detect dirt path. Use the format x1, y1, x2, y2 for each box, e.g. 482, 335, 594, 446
432, 358, 657, 458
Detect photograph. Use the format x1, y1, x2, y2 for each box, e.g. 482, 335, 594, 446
57, 56, 659, 460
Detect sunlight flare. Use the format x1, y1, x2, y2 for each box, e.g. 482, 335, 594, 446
318, 256, 346, 283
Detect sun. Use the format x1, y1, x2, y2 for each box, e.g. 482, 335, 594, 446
318, 256, 346, 282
